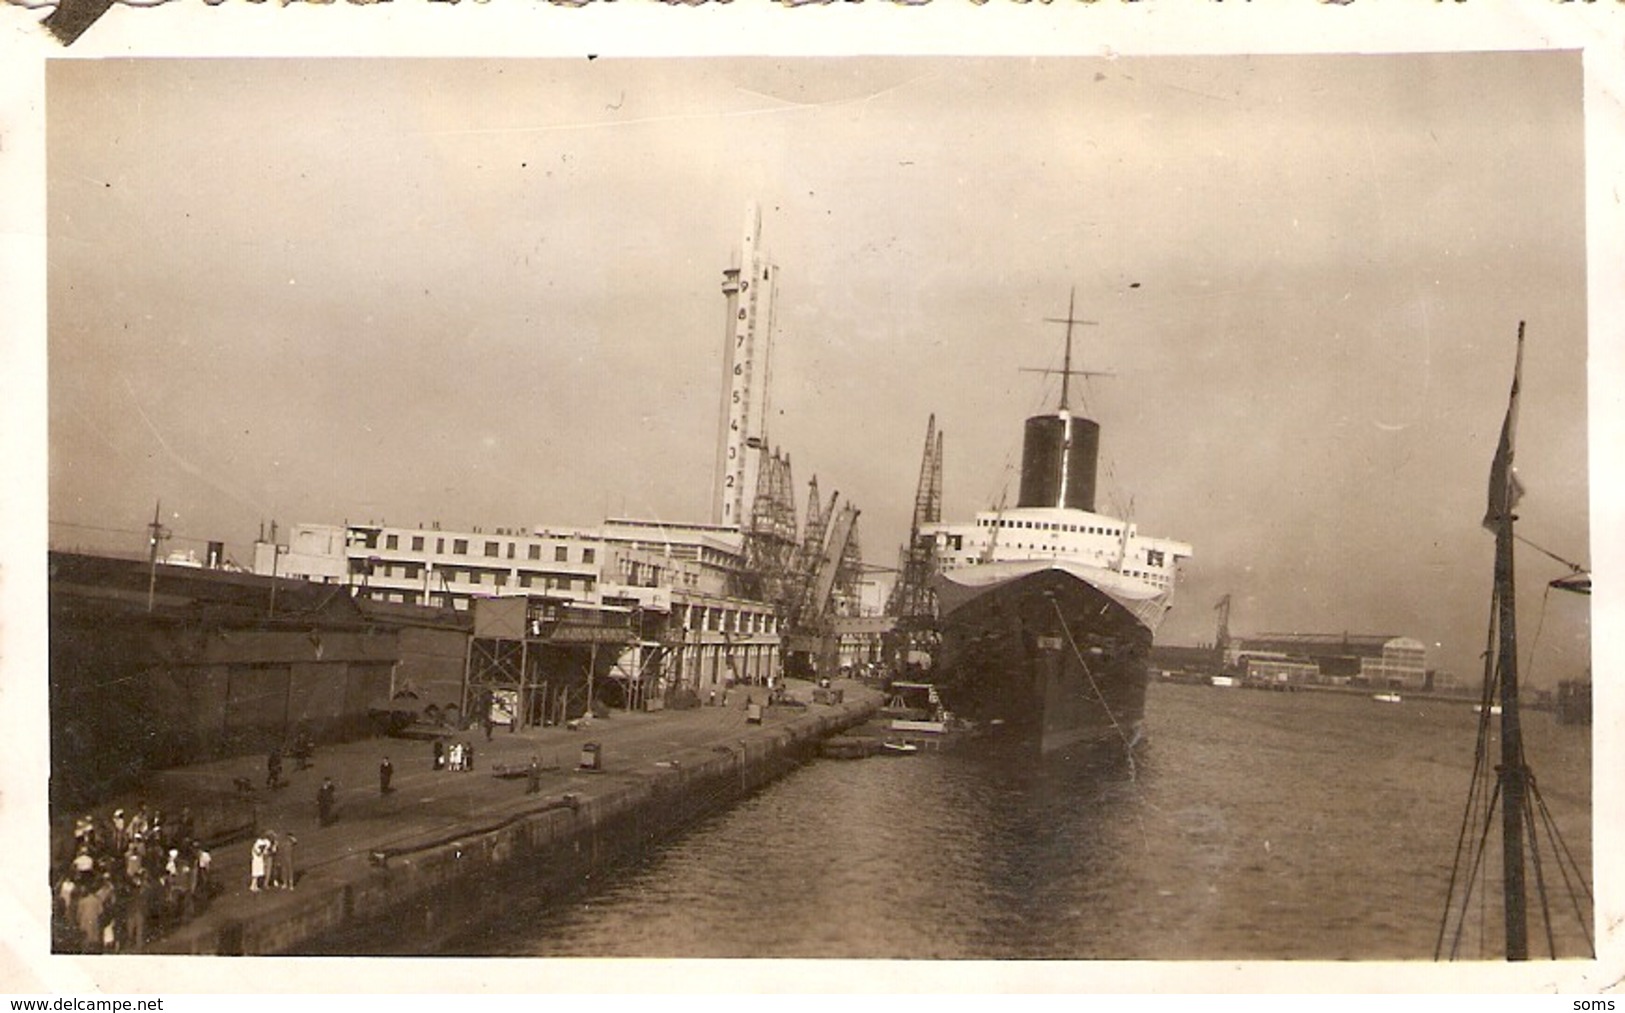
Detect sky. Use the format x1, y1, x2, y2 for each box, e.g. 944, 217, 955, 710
46, 53, 1590, 686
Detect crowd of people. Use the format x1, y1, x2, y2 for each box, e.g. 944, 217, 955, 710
53, 729, 330, 953
52, 805, 214, 954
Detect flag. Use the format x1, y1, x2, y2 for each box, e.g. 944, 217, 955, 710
1483, 323, 1526, 531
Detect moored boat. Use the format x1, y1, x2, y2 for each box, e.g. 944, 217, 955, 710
922, 293, 1191, 755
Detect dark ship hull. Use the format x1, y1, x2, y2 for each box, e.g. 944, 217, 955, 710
931, 560, 1155, 755
911, 291, 1187, 756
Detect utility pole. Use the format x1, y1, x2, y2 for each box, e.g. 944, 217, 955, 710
145, 500, 170, 613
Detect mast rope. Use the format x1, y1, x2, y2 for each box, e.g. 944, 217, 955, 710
1447, 787, 1502, 961
1523, 786, 1558, 959
1436, 575, 1506, 960
1513, 534, 1586, 575
1529, 777, 1595, 955
1521, 584, 1553, 685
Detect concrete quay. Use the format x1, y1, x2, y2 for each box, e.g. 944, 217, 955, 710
104, 679, 879, 955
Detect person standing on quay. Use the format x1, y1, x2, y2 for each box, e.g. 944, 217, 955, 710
317, 777, 337, 826
76, 873, 110, 953
379, 756, 393, 795
194, 842, 212, 901
266, 747, 283, 790
264, 837, 282, 890
249, 835, 271, 892
279, 833, 298, 890
525, 755, 541, 794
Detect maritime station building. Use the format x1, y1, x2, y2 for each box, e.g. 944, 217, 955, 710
250, 518, 785, 723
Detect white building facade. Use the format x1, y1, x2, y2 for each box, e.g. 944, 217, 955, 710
252, 518, 784, 698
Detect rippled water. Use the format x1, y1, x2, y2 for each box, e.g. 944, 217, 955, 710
446, 683, 1592, 960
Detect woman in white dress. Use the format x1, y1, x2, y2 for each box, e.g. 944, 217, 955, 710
249, 836, 271, 892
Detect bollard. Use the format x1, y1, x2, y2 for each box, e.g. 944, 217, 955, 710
579, 742, 602, 771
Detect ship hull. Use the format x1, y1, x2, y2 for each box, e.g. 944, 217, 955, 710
931, 562, 1157, 755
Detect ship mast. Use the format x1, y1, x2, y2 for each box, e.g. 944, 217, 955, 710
1491, 324, 1529, 961
1015, 288, 1114, 513
1025, 287, 1108, 412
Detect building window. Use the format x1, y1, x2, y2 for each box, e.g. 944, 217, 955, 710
583, 548, 596, 565
386, 534, 399, 550
495, 572, 507, 587
529, 545, 541, 560
436, 537, 445, 553
507, 543, 515, 559
520, 574, 532, 588
484, 541, 499, 558
412, 535, 425, 551
555, 546, 568, 563
453, 538, 469, 555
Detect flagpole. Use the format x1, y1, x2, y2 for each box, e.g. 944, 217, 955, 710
1492, 321, 1529, 961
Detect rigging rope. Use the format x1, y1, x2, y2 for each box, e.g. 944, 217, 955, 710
1524, 787, 1558, 959
1436, 576, 1506, 960
1521, 585, 1553, 688
1447, 787, 1502, 961
1530, 778, 1595, 955
1439, 567, 1594, 960
1513, 534, 1586, 576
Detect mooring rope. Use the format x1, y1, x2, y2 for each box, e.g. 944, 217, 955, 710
1048, 596, 1139, 776
1045, 595, 1160, 856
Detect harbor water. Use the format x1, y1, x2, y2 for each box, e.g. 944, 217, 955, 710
444, 682, 1593, 960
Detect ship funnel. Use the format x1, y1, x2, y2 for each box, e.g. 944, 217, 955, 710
1017, 411, 1099, 511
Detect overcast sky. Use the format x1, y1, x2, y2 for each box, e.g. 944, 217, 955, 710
47, 53, 1589, 685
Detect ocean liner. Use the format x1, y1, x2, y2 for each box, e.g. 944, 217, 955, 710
922, 296, 1191, 754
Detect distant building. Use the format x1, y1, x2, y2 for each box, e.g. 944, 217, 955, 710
1359, 637, 1428, 689
1242, 655, 1321, 685
1228, 632, 1429, 688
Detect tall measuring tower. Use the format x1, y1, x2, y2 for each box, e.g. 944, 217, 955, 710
711, 202, 780, 528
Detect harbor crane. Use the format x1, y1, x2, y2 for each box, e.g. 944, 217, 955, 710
884, 415, 943, 669
781, 487, 861, 682
1212, 593, 1232, 673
